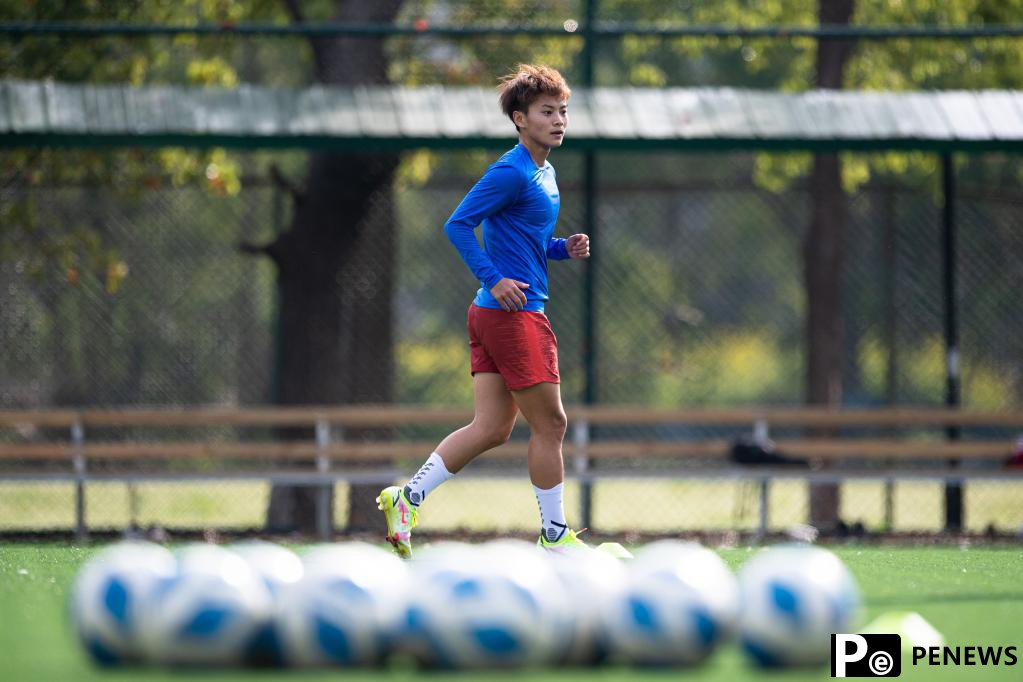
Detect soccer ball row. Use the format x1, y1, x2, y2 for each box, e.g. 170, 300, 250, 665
70, 539, 860, 669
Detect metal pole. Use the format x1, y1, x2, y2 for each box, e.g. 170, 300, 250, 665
582, 156, 597, 406
315, 418, 332, 540
579, 0, 598, 531
572, 419, 591, 527
128, 484, 140, 533
754, 419, 770, 541
757, 476, 769, 541
71, 418, 87, 541
942, 153, 962, 532
269, 185, 285, 404
884, 476, 895, 531
883, 186, 898, 532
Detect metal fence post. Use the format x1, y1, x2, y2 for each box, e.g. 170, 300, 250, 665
884, 477, 895, 531
579, 0, 599, 539
753, 417, 769, 444
573, 417, 591, 529
71, 418, 87, 541
315, 418, 331, 540
753, 417, 770, 541
942, 152, 963, 531
757, 474, 769, 541
128, 484, 140, 532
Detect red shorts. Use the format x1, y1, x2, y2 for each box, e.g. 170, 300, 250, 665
467, 304, 560, 391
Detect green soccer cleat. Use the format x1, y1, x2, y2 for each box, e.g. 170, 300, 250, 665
596, 541, 634, 560
537, 527, 588, 555
376, 485, 418, 560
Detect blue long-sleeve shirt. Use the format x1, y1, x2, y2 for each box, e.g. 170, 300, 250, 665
444, 143, 569, 313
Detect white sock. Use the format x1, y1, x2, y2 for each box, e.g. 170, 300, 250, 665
404, 452, 453, 507
533, 482, 568, 543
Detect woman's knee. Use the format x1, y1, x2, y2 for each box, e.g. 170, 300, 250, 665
533, 409, 567, 439
474, 419, 515, 449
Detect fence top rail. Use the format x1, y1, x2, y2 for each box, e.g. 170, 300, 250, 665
0, 438, 1013, 461
2, 406, 1023, 429
5, 21, 1023, 40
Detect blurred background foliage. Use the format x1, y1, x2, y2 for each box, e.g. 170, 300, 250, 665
1, 0, 1021, 411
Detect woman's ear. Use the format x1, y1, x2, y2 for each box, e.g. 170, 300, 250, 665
512, 109, 526, 129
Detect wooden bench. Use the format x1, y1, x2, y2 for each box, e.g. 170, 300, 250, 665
2, 405, 1021, 462
2, 406, 1021, 538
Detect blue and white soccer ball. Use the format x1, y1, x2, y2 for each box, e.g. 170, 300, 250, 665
546, 543, 627, 665
230, 541, 304, 667
137, 543, 274, 667
737, 545, 861, 667
604, 540, 739, 666
482, 540, 573, 661
396, 539, 478, 663
231, 541, 304, 592
276, 542, 408, 667
70, 541, 177, 666
402, 540, 564, 670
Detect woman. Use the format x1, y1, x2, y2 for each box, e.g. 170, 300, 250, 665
377, 64, 590, 558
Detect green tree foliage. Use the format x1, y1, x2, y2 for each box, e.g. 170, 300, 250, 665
1, 0, 272, 290
3, 0, 1021, 411
0, 0, 292, 405
585, 0, 1023, 189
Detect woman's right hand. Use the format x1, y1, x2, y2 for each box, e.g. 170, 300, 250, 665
490, 278, 530, 311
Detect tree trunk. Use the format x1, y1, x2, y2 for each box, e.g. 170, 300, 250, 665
807, 0, 856, 532
264, 0, 402, 534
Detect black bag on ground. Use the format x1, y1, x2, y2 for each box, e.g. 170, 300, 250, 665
730, 437, 809, 467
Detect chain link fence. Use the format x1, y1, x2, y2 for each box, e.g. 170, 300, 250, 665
2, 477, 1022, 535
2, 2, 1022, 535
2, 148, 1022, 535
6, 150, 1023, 410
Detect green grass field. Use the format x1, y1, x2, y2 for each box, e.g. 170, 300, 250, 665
1, 543, 1020, 682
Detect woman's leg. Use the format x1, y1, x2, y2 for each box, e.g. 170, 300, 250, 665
511, 381, 567, 488
382, 373, 518, 557
404, 372, 517, 507
511, 381, 576, 544
434, 372, 518, 472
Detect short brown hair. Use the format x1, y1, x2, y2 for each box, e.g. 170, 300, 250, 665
498, 64, 571, 130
